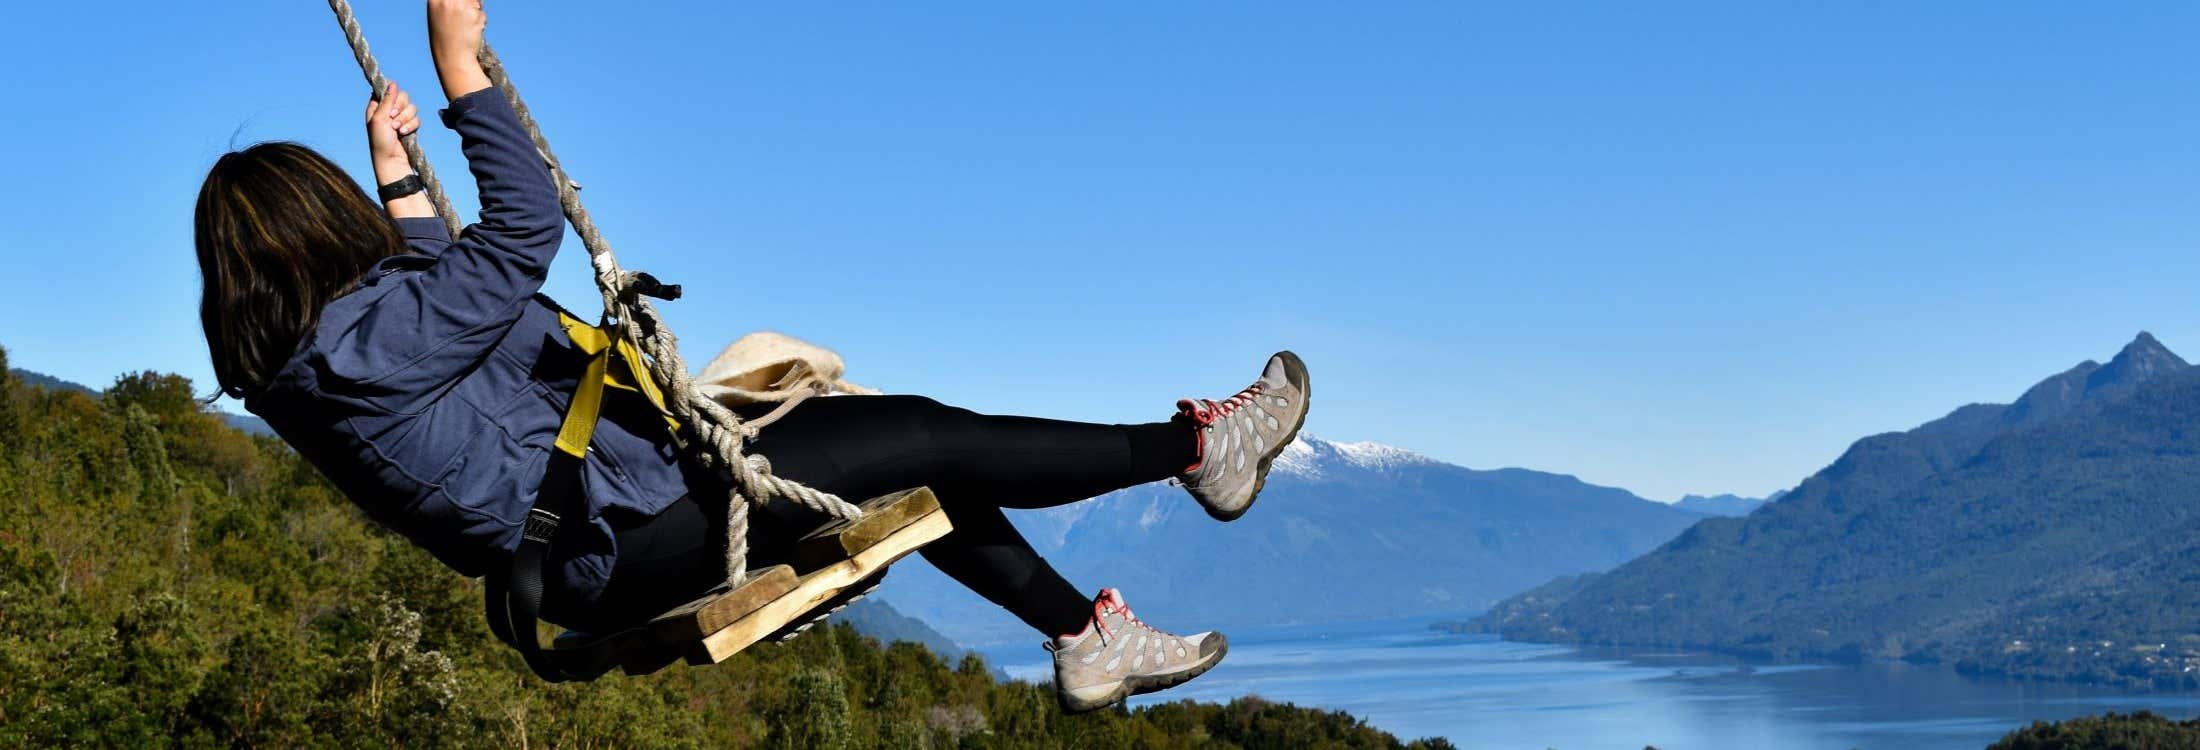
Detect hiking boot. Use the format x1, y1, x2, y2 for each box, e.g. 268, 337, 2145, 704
1176, 351, 1311, 521
1047, 588, 1228, 713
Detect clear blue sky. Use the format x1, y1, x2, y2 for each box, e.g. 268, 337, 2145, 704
5, 2, 2199, 501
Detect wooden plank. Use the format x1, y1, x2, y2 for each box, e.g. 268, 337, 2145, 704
793, 488, 940, 571
687, 505, 952, 665
765, 570, 884, 644
648, 565, 800, 642
550, 565, 798, 676
545, 488, 947, 677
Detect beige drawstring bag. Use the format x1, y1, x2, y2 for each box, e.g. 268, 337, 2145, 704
693, 332, 876, 428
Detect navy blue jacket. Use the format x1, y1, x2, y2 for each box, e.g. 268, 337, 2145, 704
245, 87, 695, 625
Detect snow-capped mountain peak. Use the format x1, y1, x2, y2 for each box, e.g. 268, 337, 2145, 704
1273, 434, 1440, 478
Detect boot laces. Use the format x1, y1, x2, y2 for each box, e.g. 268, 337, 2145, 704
1093, 588, 1149, 644
1178, 383, 1265, 427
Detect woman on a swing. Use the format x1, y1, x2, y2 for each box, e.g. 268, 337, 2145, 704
194, 0, 1308, 713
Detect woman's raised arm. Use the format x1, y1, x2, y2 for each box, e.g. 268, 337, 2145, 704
366, 82, 433, 220
429, 0, 492, 100
320, 0, 566, 386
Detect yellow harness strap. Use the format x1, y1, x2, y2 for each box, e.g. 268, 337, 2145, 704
555, 313, 682, 458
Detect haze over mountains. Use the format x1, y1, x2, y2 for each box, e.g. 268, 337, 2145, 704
1468, 332, 2200, 687
879, 433, 1710, 645
1674, 492, 1777, 517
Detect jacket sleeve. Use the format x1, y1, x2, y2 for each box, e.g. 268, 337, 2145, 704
314, 86, 566, 399
416, 85, 565, 331
395, 217, 454, 257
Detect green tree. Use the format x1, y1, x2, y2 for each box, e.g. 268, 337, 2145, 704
321, 593, 466, 746
773, 667, 855, 750
107, 592, 210, 744
185, 624, 322, 747
0, 345, 20, 452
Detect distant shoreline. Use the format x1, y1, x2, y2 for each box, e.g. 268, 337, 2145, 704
1430, 620, 2200, 692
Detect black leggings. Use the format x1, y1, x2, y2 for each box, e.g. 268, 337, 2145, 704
593, 395, 1196, 637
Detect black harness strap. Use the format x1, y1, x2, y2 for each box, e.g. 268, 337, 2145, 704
485, 451, 591, 681
484, 313, 642, 682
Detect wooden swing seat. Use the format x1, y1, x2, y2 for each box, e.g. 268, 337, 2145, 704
552, 487, 950, 677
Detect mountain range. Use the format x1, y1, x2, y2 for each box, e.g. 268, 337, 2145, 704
10, 367, 271, 436
1674, 492, 1778, 516
8, 368, 96, 395
878, 433, 1710, 645
1464, 332, 2200, 687
828, 598, 1011, 677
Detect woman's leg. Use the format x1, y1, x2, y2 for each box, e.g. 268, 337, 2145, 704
741, 395, 1195, 636
910, 501, 1094, 636
599, 395, 1196, 637
598, 353, 1308, 713
742, 395, 1195, 511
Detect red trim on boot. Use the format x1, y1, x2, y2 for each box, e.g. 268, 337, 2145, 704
1173, 409, 1207, 474
1173, 384, 1264, 475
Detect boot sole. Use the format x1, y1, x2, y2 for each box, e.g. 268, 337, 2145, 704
1206, 350, 1312, 522
1059, 633, 1231, 714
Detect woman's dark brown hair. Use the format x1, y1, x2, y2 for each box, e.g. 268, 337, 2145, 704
195, 142, 406, 398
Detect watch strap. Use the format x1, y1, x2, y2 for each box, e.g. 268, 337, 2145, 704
378, 174, 426, 203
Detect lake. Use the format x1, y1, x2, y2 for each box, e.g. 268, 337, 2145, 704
978, 616, 2200, 749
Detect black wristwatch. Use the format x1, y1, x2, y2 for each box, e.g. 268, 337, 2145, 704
378, 174, 426, 203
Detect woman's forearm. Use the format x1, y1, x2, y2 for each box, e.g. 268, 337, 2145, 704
429, 0, 492, 102
433, 46, 492, 101
374, 153, 435, 219
365, 81, 432, 220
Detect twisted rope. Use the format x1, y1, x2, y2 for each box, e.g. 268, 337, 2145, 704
325, 0, 863, 586
327, 0, 463, 240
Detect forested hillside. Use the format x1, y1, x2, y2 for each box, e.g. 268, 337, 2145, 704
1989, 711, 2200, 749
1466, 334, 2200, 688
0, 347, 1448, 748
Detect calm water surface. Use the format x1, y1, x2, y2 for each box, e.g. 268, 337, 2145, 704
978, 616, 2200, 749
